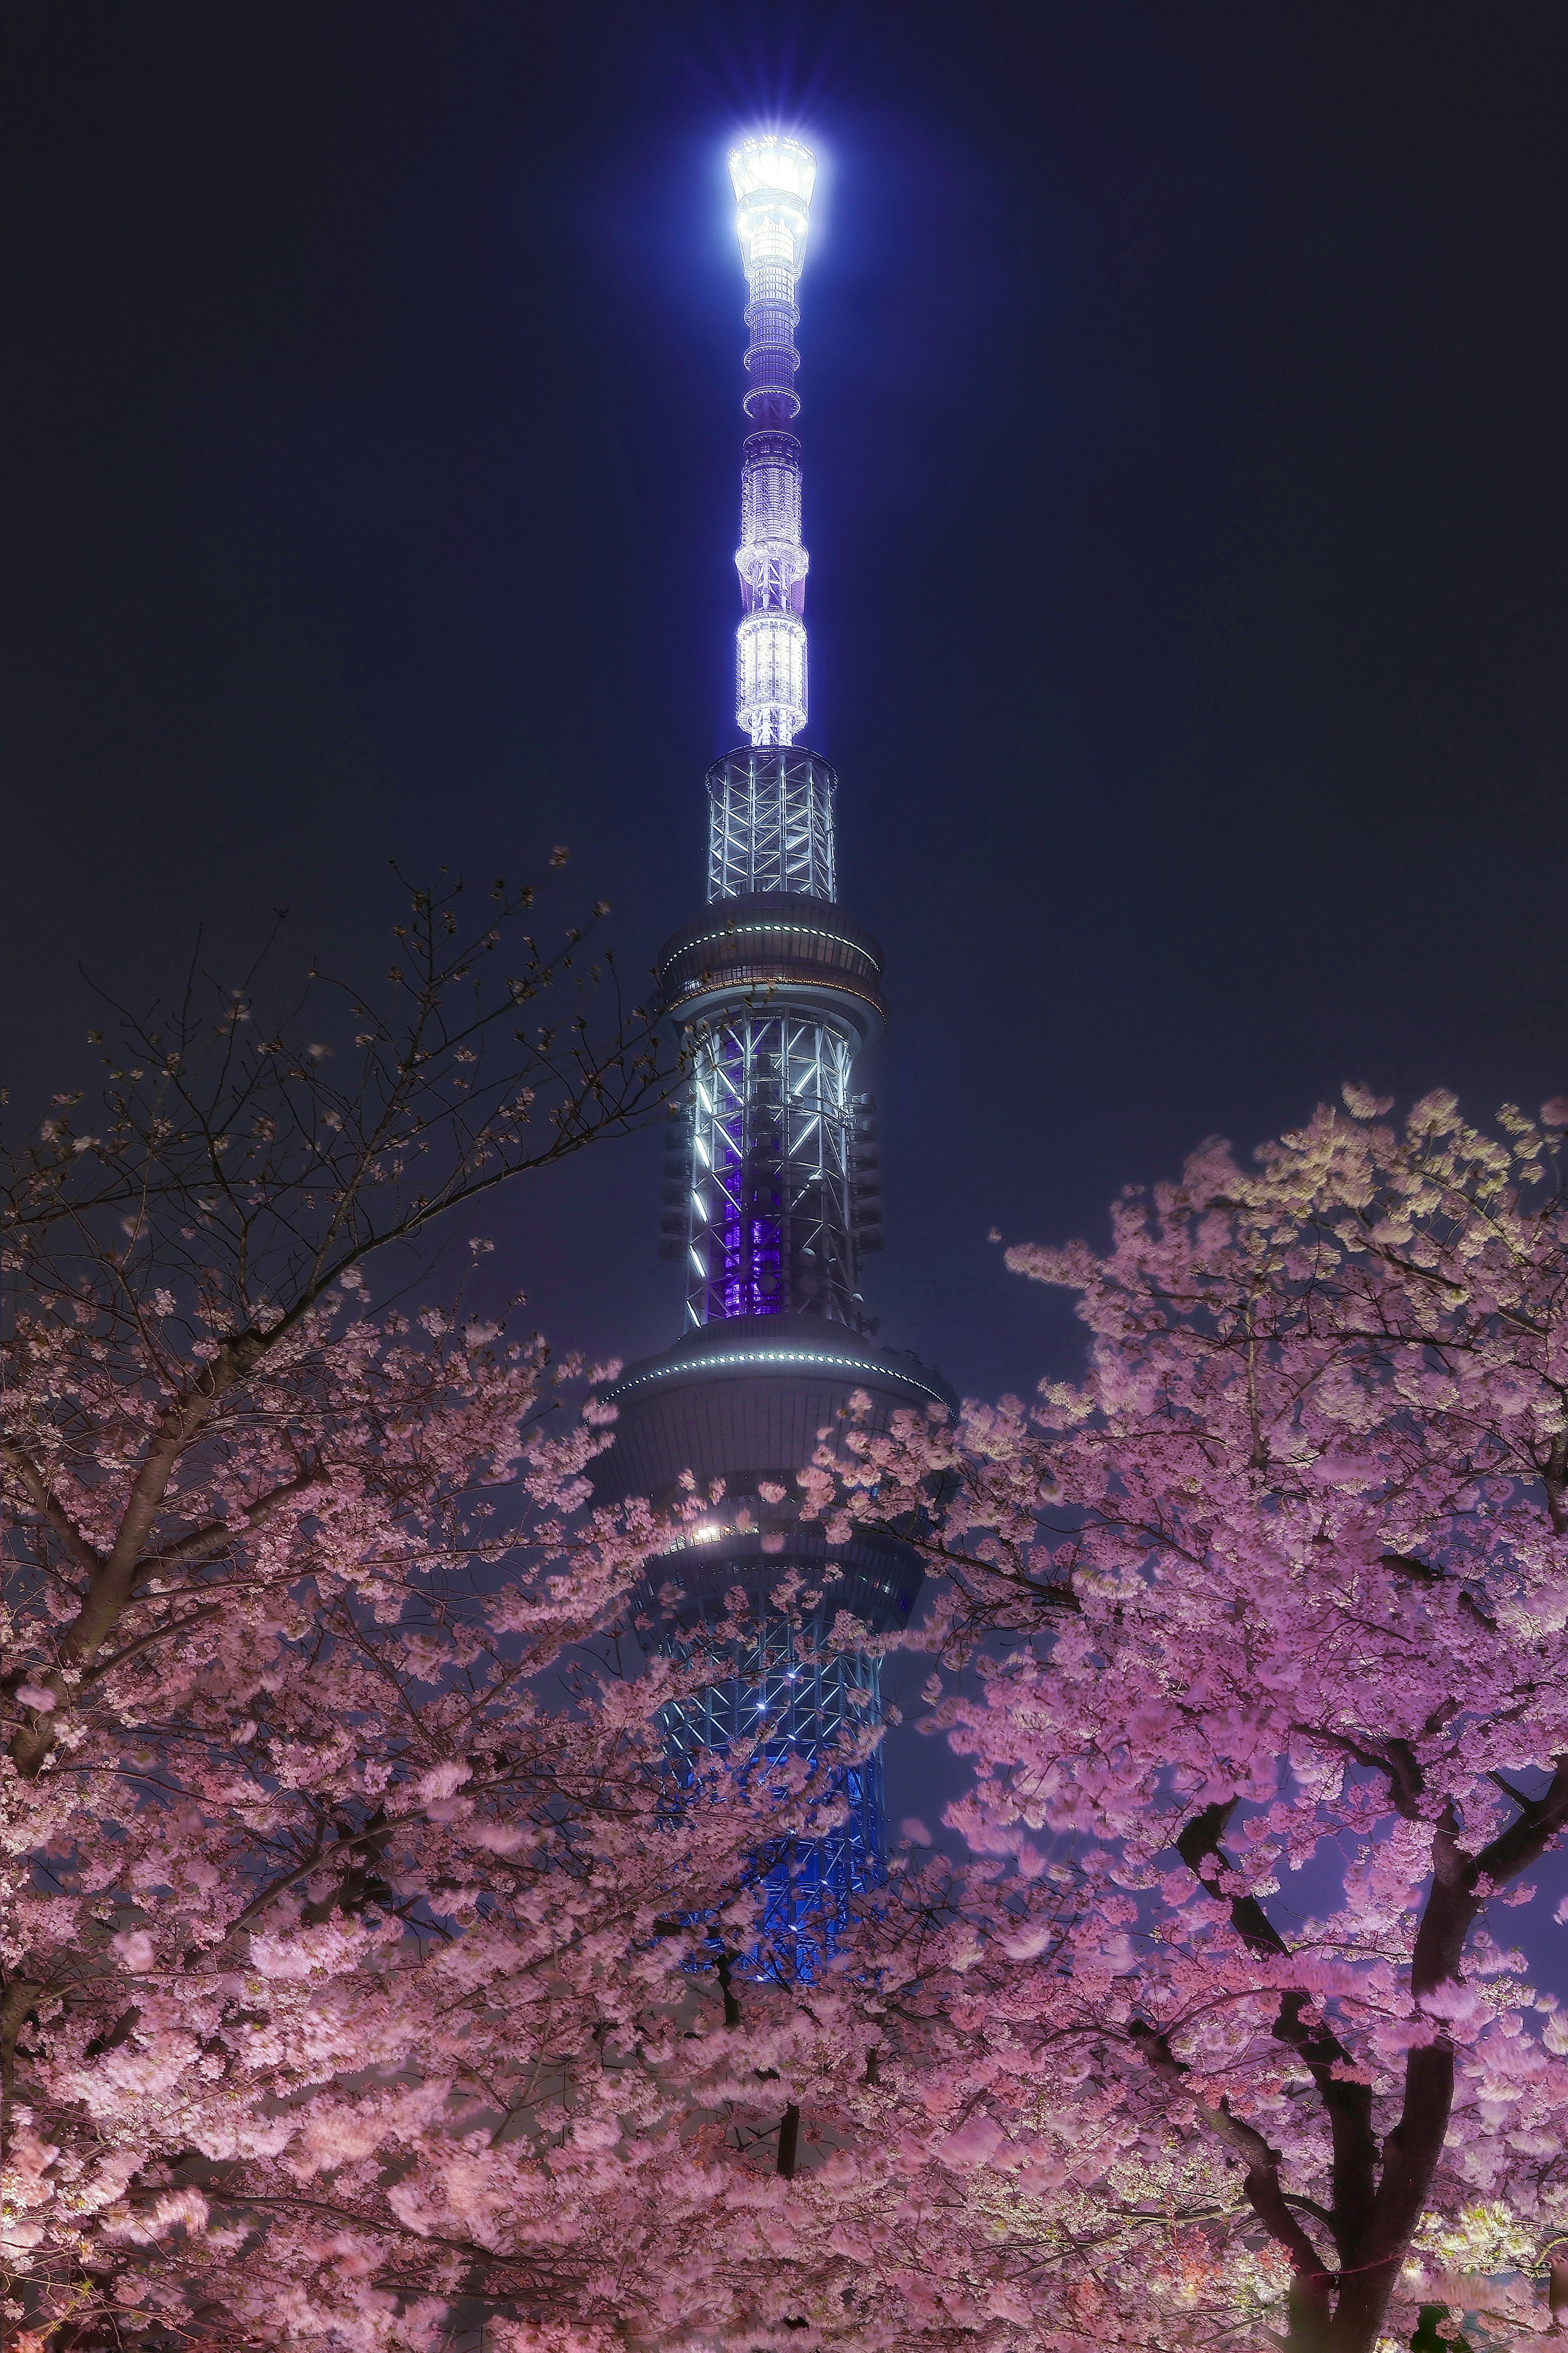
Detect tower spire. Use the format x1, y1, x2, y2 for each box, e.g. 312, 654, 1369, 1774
707, 137, 835, 904
731, 134, 813, 748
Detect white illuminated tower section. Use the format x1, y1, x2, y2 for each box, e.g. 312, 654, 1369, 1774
733, 138, 812, 752
710, 138, 831, 903
595, 136, 952, 1960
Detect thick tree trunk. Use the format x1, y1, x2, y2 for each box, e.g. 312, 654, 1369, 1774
1325, 2044, 1456, 2353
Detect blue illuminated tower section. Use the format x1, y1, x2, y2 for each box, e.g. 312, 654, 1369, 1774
597, 137, 952, 1953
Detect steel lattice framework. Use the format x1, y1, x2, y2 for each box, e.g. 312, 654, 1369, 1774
658, 1618, 884, 1968
707, 745, 835, 901
684, 1010, 857, 1326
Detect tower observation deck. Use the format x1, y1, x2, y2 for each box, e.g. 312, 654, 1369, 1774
594, 136, 953, 1954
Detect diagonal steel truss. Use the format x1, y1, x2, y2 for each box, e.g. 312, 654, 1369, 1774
658, 1613, 885, 1973
684, 1008, 857, 1325
706, 746, 835, 901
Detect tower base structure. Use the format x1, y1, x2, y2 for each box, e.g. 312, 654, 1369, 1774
595, 1315, 956, 1961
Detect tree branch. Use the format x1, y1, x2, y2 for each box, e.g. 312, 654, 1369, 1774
231, 1810, 413, 1929
1, 1976, 44, 2101
1474, 1756, 1568, 1888
1127, 2016, 1334, 2307
1176, 1798, 1379, 2266
82, 1604, 224, 1687
140, 1469, 329, 1576
1290, 1724, 1425, 1823
1, 1439, 103, 1579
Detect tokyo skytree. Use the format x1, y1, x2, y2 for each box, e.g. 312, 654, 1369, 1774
595, 135, 953, 1951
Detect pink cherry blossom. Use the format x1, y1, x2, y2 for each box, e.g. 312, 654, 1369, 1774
809, 1089, 1568, 2353
17, 903, 1568, 2353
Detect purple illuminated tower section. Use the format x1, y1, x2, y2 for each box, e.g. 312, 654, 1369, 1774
595, 137, 952, 1952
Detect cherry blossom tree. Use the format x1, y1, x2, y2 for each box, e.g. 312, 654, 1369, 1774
20, 879, 1568, 2353
0, 870, 772, 2349
3, 859, 662, 1781
0, 862, 1063, 2353
7, 867, 1071, 2353
808, 1088, 1568, 2353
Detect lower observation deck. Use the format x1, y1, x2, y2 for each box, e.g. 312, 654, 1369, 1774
593, 1310, 956, 1635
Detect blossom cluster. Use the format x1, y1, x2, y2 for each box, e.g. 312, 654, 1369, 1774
804, 1090, 1568, 2353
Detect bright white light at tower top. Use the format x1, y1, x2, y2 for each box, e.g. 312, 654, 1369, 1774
728, 134, 817, 207
728, 134, 817, 280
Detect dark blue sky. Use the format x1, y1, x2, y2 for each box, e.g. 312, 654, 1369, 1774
6, 0, 1568, 1976
8, 1, 1568, 1402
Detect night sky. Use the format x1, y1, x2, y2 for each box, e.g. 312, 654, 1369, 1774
7, 4, 1568, 1946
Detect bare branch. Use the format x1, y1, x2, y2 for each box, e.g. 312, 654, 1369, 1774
82, 1604, 225, 1687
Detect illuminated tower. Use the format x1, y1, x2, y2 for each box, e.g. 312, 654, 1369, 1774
596, 136, 952, 1955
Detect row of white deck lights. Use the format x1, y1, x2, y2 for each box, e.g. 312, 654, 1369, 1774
610, 1345, 945, 1403
677, 919, 865, 957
